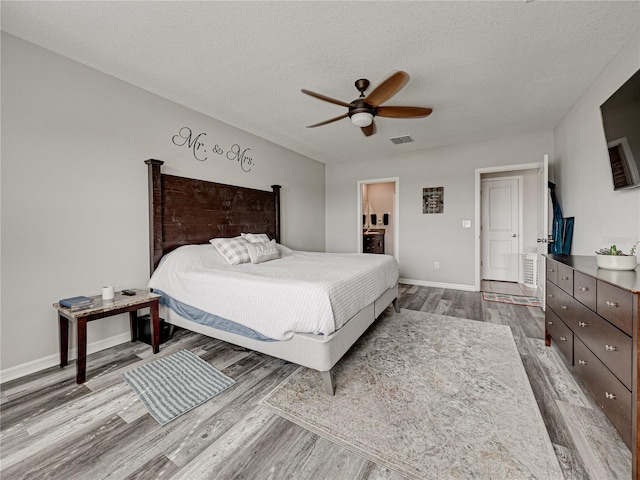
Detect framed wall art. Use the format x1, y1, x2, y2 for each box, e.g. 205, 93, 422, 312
423, 187, 444, 214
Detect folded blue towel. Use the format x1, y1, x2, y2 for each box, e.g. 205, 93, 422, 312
59, 296, 93, 308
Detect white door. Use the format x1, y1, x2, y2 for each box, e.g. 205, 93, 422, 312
537, 154, 549, 308
481, 178, 520, 281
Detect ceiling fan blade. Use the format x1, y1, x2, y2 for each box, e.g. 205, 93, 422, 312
306, 113, 349, 128
364, 71, 410, 107
376, 106, 433, 118
361, 121, 376, 137
301, 89, 352, 108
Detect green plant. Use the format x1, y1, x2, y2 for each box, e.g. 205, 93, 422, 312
596, 241, 639, 256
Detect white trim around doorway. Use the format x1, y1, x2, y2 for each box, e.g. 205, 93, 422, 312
480, 175, 524, 284
474, 162, 542, 292
357, 177, 400, 264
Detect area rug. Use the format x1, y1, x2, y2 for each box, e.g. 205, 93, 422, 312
121, 349, 235, 425
261, 310, 561, 479
482, 292, 541, 307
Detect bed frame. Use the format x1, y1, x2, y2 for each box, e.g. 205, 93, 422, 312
145, 159, 399, 394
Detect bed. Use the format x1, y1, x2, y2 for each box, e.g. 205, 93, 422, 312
144, 159, 400, 394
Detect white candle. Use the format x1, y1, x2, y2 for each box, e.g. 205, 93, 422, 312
102, 286, 114, 300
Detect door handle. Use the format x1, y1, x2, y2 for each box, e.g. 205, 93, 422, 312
512, 234, 517, 237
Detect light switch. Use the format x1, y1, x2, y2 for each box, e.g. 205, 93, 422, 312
462, 220, 471, 228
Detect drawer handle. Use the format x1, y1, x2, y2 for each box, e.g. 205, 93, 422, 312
547, 321, 554, 325
560, 336, 567, 342
605, 392, 617, 400
605, 344, 617, 352
560, 305, 568, 310
561, 276, 569, 281
579, 286, 588, 292
606, 301, 618, 308
578, 359, 587, 365
549, 268, 555, 273
578, 322, 588, 327
548, 294, 554, 298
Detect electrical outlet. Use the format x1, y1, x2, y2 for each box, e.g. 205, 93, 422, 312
462, 220, 471, 228
434, 261, 440, 269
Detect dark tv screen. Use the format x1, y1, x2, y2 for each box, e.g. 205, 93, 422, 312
600, 68, 640, 190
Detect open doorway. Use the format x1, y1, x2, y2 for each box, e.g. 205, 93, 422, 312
357, 178, 399, 262
475, 163, 544, 295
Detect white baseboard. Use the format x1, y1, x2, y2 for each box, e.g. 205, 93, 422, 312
0, 332, 131, 384
399, 278, 477, 292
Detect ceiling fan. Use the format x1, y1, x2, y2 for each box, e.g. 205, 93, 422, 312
301, 71, 432, 137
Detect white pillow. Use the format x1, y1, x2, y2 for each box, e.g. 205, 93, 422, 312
241, 232, 270, 243
246, 239, 280, 264
209, 236, 251, 265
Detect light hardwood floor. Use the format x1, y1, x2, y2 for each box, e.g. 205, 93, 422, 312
0, 284, 631, 479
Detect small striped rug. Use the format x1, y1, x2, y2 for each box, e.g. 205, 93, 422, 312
121, 349, 235, 425
482, 292, 541, 307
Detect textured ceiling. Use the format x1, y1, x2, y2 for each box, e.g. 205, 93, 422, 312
2, 1, 639, 164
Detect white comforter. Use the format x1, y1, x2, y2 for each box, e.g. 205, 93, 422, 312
148, 244, 399, 340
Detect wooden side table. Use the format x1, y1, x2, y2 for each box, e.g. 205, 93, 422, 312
53, 289, 161, 384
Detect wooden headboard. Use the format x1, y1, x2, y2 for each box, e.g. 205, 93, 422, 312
145, 159, 281, 274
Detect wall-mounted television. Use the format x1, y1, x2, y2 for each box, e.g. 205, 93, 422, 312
600, 68, 640, 190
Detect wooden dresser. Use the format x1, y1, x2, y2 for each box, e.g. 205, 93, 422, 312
545, 255, 639, 476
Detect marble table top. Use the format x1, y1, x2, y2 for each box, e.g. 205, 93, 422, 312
53, 289, 160, 318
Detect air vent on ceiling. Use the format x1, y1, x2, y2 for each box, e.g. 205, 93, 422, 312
389, 135, 414, 145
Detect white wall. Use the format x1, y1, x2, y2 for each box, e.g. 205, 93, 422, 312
0, 34, 325, 376
554, 32, 640, 256
326, 131, 553, 288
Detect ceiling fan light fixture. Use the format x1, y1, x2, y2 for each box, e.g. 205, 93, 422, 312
351, 112, 374, 127
302, 71, 432, 136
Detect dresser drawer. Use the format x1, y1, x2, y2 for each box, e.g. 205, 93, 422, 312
546, 281, 579, 331
574, 271, 596, 311
557, 263, 573, 295
545, 308, 573, 365
363, 234, 385, 254
597, 281, 633, 336
574, 337, 632, 448
363, 243, 378, 253
546, 258, 558, 285
572, 305, 632, 390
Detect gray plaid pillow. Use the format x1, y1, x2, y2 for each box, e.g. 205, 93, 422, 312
241, 232, 270, 243
210, 237, 251, 265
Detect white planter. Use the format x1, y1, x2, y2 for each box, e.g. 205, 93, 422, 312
596, 254, 638, 271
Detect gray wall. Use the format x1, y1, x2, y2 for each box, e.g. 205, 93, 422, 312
1, 34, 325, 376
554, 32, 640, 256
325, 131, 554, 288
4, 28, 638, 380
